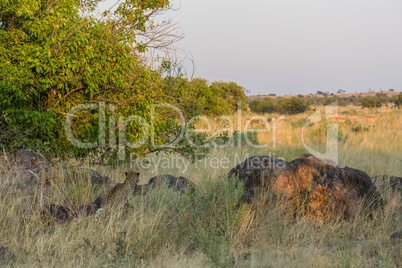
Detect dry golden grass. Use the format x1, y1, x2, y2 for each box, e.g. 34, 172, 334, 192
0, 106, 400, 267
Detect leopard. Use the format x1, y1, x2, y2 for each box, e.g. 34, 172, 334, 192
102, 171, 140, 208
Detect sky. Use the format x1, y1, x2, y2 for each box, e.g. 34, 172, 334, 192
101, 0, 402, 96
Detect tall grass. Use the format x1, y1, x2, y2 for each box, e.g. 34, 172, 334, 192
0, 107, 400, 267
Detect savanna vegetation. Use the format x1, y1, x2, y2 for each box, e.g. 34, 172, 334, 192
0, 105, 401, 267
249, 97, 310, 115
249, 92, 402, 115
0, 0, 401, 267
0, 0, 246, 159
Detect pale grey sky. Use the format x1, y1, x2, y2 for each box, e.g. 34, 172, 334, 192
98, 0, 402, 96
163, 0, 402, 95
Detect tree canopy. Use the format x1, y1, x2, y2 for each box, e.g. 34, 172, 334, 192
249, 97, 310, 115
0, 0, 233, 160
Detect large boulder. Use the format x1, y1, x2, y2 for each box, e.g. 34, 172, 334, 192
276, 155, 383, 219
227, 154, 383, 221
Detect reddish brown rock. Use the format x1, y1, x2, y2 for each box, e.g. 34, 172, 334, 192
308, 185, 338, 221
227, 154, 383, 220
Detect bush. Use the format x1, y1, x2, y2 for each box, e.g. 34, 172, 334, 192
249, 97, 310, 115
249, 98, 276, 114
362, 97, 382, 108
276, 97, 310, 115
213, 131, 259, 147
392, 93, 402, 109
351, 124, 369, 133
322, 97, 348, 107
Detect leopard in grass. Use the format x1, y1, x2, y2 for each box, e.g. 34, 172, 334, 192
102, 171, 140, 208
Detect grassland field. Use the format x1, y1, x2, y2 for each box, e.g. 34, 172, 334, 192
0, 105, 401, 267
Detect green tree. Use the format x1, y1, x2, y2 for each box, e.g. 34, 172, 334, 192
275, 97, 309, 115
210, 81, 247, 113
185, 78, 231, 116
0, 0, 208, 159
249, 100, 263, 113
375, 93, 390, 105
249, 98, 275, 114
162, 77, 245, 116
322, 97, 348, 106
392, 93, 402, 109
361, 97, 381, 108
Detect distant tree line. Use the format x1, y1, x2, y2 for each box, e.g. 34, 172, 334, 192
248, 92, 402, 114
304, 93, 400, 108
249, 97, 310, 115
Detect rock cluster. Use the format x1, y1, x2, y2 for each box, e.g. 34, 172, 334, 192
2, 150, 392, 223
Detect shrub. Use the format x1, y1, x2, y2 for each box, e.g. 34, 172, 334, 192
249, 98, 276, 114
362, 97, 382, 108
351, 124, 369, 133
392, 93, 402, 109
213, 131, 259, 147
352, 125, 363, 133
275, 97, 310, 115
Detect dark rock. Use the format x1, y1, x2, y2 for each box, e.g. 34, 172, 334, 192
341, 166, 384, 208
373, 175, 402, 195
178, 176, 196, 193
78, 197, 104, 216
9, 166, 115, 189
15, 149, 48, 170
100, 175, 116, 185
139, 184, 150, 195
227, 155, 289, 202
13, 168, 52, 188
43, 196, 104, 221
63, 168, 116, 185
276, 156, 383, 219
390, 231, 402, 240
43, 204, 71, 221
148, 174, 187, 192
16, 170, 42, 187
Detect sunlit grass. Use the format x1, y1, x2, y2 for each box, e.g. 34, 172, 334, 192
0, 106, 400, 267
